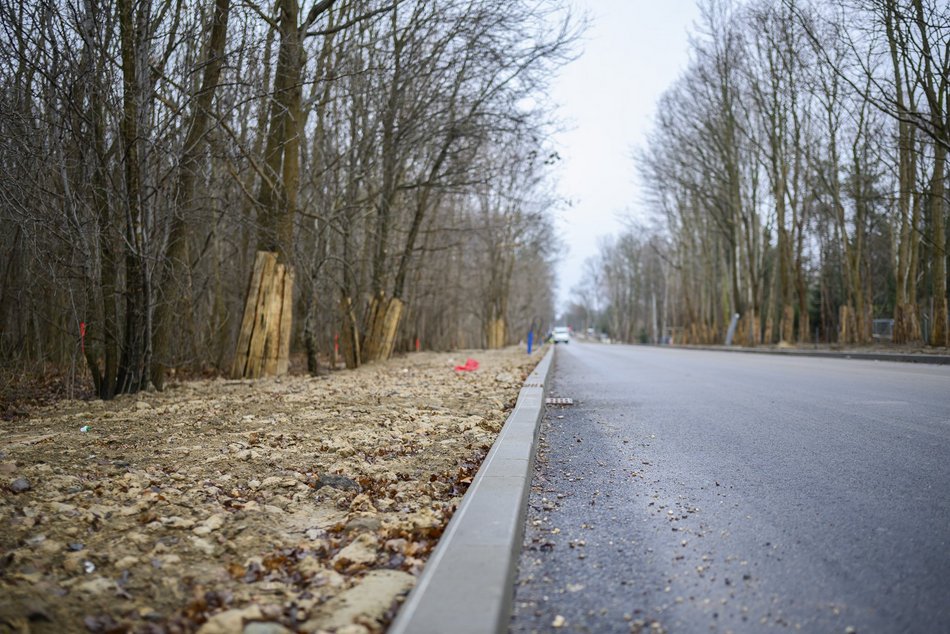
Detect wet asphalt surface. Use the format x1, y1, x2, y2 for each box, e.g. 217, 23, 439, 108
509, 343, 950, 634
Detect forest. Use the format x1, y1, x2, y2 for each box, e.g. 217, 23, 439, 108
0, 0, 577, 399
567, 0, 950, 350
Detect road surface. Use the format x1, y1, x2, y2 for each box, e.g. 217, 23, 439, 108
510, 343, 950, 633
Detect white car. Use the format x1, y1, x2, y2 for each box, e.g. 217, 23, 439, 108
552, 327, 571, 344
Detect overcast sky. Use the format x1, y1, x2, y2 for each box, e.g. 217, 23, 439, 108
548, 0, 701, 313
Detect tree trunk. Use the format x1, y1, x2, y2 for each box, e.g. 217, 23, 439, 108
887, 0, 922, 344
304, 293, 320, 375
234, 0, 307, 377
929, 142, 947, 347
839, 305, 855, 345
257, 0, 303, 257
339, 295, 361, 369
152, 0, 231, 389
116, 0, 150, 394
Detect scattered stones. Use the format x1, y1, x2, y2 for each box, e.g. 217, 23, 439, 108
0, 347, 539, 632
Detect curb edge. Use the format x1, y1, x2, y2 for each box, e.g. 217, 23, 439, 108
388, 346, 555, 634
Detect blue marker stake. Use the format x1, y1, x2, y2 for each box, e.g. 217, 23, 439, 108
527, 330, 534, 354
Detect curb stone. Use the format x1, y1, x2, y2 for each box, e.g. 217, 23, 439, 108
389, 346, 555, 634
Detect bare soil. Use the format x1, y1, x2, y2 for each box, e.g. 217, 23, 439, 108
0, 347, 543, 634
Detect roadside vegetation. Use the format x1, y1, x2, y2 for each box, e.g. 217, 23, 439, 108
0, 0, 576, 401
567, 0, 949, 350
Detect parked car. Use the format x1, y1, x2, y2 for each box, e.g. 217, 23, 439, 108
552, 326, 571, 344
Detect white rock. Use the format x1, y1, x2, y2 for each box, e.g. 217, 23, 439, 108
162, 516, 195, 529
243, 623, 293, 634
331, 533, 378, 568
191, 536, 217, 555
260, 476, 282, 489
196, 606, 264, 634
116, 555, 140, 569
192, 513, 227, 537
75, 576, 113, 595
302, 570, 413, 632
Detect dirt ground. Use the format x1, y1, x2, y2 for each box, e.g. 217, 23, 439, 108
0, 346, 544, 634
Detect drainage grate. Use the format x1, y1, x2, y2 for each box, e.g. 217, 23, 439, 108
523, 382, 545, 389
545, 397, 574, 406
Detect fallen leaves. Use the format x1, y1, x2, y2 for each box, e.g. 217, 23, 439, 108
0, 347, 540, 632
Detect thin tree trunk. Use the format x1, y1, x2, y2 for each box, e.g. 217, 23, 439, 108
116, 0, 149, 393
929, 142, 948, 346
152, 0, 231, 389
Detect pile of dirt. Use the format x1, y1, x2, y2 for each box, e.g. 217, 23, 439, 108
0, 347, 544, 633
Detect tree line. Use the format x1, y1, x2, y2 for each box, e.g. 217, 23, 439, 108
0, 0, 575, 398
568, 0, 949, 349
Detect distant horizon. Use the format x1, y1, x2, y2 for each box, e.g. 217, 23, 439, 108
549, 0, 700, 313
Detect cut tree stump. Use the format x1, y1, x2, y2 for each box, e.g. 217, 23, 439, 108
486, 317, 505, 349
231, 251, 294, 379
361, 295, 404, 363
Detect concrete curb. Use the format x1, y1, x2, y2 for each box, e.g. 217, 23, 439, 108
389, 347, 555, 634
665, 344, 950, 365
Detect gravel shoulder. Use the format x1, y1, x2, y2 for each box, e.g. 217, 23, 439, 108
1, 347, 543, 634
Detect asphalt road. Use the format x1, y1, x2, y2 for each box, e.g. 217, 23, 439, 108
509, 343, 950, 633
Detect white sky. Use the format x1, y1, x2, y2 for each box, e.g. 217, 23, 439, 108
548, 0, 701, 312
